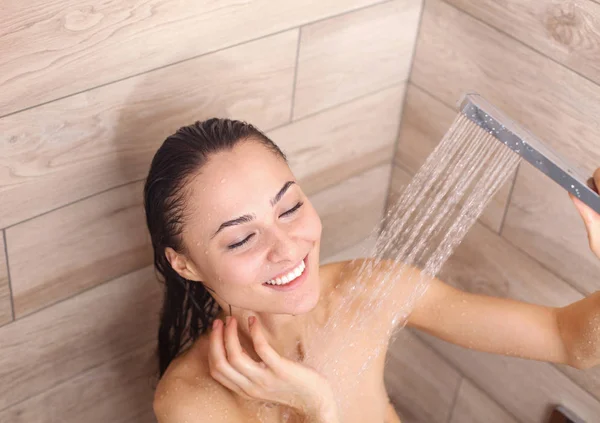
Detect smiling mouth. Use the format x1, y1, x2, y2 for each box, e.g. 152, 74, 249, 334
263, 255, 308, 286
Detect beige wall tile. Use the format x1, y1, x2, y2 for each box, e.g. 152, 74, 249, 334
322, 235, 378, 264
389, 163, 600, 402
269, 84, 406, 195
0, 0, 383, 116
391, 86, 515, 233
503, 161, 600, 295
418, 330, 600, 423
0, 31, 297, 229
0, 266, 161, 411
0, 342, 156, 423
312, 164, 391, 258
412, 0, 600, 176
385, 330, 460, 423
449, 379, 517, 423
7, 181, 152, 318
294, 0, 421, 119
0, 231, 12, 326
446, 0, 600, 85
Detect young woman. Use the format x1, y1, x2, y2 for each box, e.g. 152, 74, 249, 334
147, 118, 600, 423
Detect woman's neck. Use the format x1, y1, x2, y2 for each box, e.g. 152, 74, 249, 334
215, 307, 311, 363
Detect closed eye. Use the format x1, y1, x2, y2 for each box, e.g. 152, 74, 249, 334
280, 201, 303, 217
228, 233, 255, 250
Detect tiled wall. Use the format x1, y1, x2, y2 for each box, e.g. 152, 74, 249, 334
0, 1, 422, 421
386, 0, 600, 421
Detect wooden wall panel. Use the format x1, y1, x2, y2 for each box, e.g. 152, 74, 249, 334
449, 379, 518, 423
0, 30, 297, 229
503, 161, 600, 295
392, 84, 515, 233
0, 231, 12, 326
269, 83, 405, 195
0, 0, 383, 117
384, 330, 460, 423
419, 330, 600, 423
391, 164, 600, 403
411, 0, 600, 294
0, 342, 156, 423
390, 164, 582, 306
312, 164, 391, 257
322, 235, 378, 264
293, 0, 421, 119
7, 181, 150, 318
446, 0, 600, 86
412, 0, 600, 175
0, 266, 161, 411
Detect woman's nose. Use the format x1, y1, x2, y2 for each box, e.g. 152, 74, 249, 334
266, 230, 298, 263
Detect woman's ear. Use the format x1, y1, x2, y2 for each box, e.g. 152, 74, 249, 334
164, 247, 204, 282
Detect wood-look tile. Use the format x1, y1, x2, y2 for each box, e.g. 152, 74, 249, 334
418, 330, 600, 423
0, 31, 297, 229
322, 235, 378, 264
390, 164, 600, 402
449, 379, 518, 423
311, 164, 391, 258
0, 231, 12, 326
446, 0, 600, 86
0, 265, 161, 411
503, 161, 600, 295
0, 0, 382, 116
0, 342, 156, 423
269, 83, 405, 195
7, 181, 152, 318
412, 0, 600, 176
384, 330, 461, 423
294, 0, 421, 119
392, 85, 515, 233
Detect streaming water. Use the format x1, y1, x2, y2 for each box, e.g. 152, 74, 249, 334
255, 112, 521, 422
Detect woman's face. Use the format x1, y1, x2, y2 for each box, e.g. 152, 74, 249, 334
180, 140, 323, 315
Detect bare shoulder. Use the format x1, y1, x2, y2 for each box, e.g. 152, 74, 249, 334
153, 337, 245, 423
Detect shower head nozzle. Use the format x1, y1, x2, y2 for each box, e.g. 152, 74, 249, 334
458, 93, 600, 214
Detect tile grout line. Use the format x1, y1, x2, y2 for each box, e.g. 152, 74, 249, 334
498, 161, 521, 235
8, 81, 406, 231
4, 177, 147, 230
288, 27, 303, 122
383, 0, 426, 215
7, 260, 156, 323
0, 339, 157, 414
0, 0, 394, 121
411, 330, 526, 423
439, 0, 600, 94
445, 376, 462, 423
1, 229, 15, 322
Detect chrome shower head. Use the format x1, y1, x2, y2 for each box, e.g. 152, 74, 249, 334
458, 93, 600, 214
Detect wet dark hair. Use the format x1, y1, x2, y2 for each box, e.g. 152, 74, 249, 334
143, 118, 287, 378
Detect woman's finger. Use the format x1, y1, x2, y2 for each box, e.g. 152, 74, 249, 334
569, 192, 600, 257
248, 316, 287, 374
223, 316, 268, 382
208, 319, 253, 392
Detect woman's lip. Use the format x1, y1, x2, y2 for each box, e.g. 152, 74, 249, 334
264, 255, 308, 283
262, 255, 309, 289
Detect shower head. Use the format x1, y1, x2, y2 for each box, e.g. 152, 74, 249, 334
459, 93, 600, 214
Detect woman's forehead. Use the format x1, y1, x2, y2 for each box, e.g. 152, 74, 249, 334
186, 142, 293, 229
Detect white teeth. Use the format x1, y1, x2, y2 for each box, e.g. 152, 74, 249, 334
265, 259, 306, 286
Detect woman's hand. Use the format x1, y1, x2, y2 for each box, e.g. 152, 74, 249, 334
208, 315, 339, 422
569, 167, 600, 259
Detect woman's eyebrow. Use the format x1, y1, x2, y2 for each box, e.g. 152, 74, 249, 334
211, 181, 296, 238
270, 181, 295, 206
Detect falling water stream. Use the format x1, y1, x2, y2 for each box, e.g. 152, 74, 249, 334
251, 112, 522, 422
